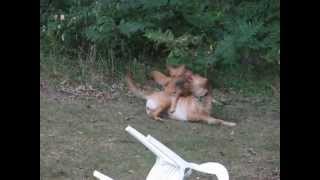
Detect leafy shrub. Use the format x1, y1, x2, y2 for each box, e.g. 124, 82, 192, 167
40, 0, 279, 75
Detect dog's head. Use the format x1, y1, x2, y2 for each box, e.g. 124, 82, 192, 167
189, 74, 209, 97
167, 64, 187, 77
164, 74, 209, 97
150, 70, 179, 95
151, 66, 210, 97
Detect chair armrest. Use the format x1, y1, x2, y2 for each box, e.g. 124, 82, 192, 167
146, 135, 188, 167
125, 126, 175, 165
188, 162, 229, 180
93, 170, 114, 180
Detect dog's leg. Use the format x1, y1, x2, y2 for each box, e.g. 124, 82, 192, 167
193, 113, 236, 127
150, 106, 167, 122
204, 116, 236, 127
150, 71, 170, 87
169, 93, 181, 113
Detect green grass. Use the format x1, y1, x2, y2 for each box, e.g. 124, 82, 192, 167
40, 51, 150, 89
210, 65, 279, 97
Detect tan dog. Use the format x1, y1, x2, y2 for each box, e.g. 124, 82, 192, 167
168, 64, 223, 106
126, 73, 236, 127
151, 64, 208, 113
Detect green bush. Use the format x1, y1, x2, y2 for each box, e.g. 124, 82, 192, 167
40, 0, 279, 75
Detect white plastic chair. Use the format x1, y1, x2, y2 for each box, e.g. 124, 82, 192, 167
93, 170, 114, 180
93, 125, 230, 180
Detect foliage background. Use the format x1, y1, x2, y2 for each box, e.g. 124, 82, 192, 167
40, 0, 279, 94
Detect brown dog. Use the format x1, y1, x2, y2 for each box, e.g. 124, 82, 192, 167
167, 64, 223, 106
151, 64, 208, 113
126, 73, 236, 127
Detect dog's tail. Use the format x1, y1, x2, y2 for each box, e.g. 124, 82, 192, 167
126, 72, 149, 99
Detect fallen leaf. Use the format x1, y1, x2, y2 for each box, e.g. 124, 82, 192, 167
248, 148, 257, 156
128, 169, 134, 174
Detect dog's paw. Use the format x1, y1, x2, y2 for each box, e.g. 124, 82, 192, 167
154, 117, 164, 122
224, 121, 236, 127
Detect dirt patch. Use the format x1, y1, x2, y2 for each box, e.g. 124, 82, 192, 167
40, 83, 279, 180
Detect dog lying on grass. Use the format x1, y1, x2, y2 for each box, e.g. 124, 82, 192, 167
126, 71, 236, 127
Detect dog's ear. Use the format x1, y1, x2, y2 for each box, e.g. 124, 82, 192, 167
166, 64, 173, 69
198, 76, 209, 86
177, 64, 186, 70
166, 64, 175, 77
150, 70, 171, 86
167, 64, 187, 77
176, 64, 186, 76
166, 64, 174, 72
